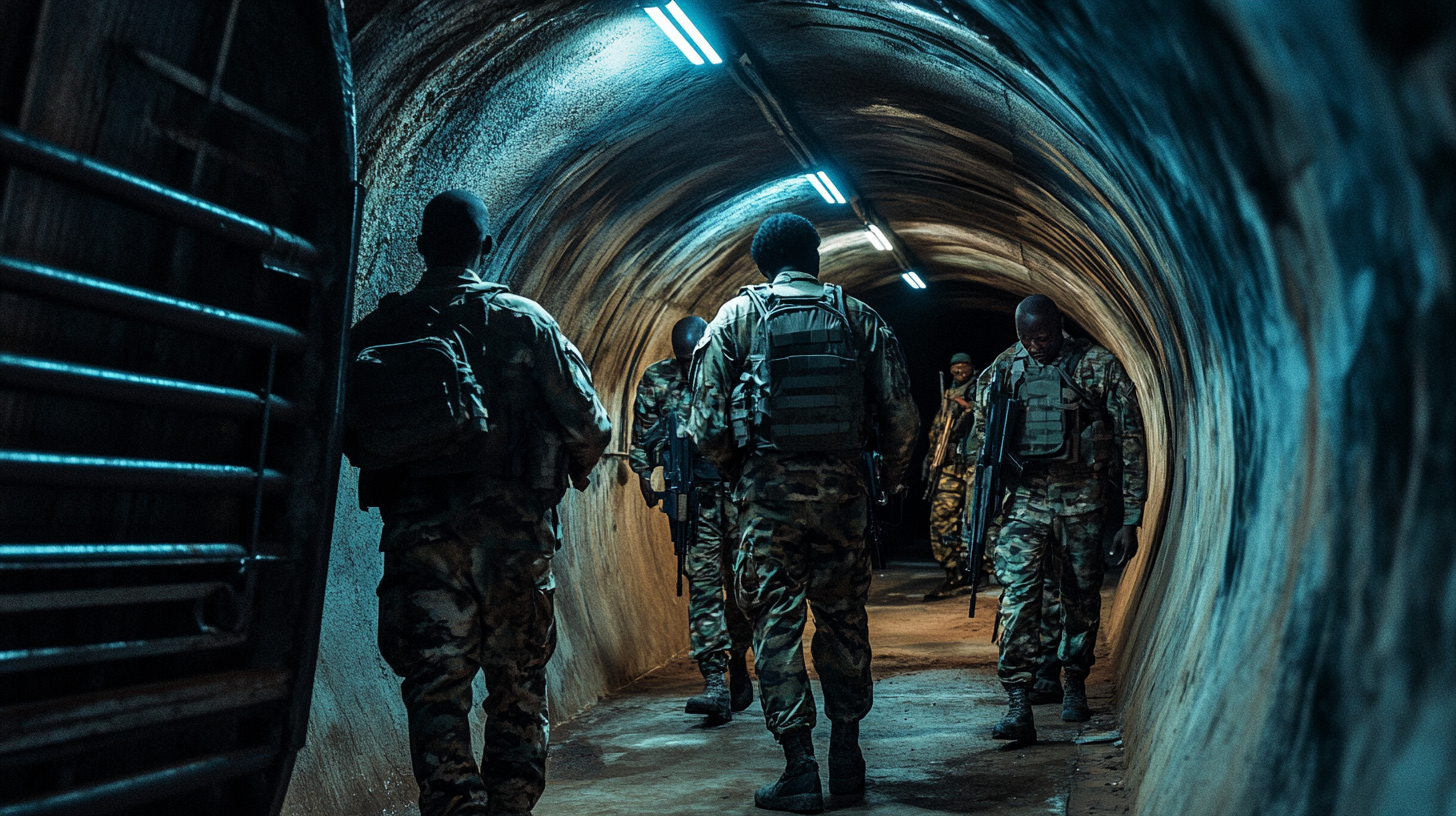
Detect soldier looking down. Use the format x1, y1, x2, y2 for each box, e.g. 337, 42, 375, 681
964, 294, 1146, 743
346, 190, 612, 816
629, 316, 755, 722
922, 351, 976, 601
688, 213, 918, 813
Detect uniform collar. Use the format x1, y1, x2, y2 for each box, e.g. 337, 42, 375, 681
770, 268, 819, 285
419, 265, 484, 287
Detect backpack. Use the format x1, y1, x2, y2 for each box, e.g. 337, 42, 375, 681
737, 282, 866, 453
345, 292, 496, 471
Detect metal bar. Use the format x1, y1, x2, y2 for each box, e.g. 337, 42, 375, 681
0, 745, 274, 816
132, 49, 306, 144
0, 123, 320, 266
0, 632, 247, 675
0, 668, 290, 755
0, 451, 287, 493
0, 255, 308, 352
0, 543, 248, 569
0, 581, 226, 613
0, 352, 299, 421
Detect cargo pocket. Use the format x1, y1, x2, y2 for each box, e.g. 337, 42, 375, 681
733, 531, 761, 613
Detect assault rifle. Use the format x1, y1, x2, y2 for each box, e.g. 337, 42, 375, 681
965, 369, 1023, 619
645, 412, 709, 597
923, 371, 954, 500
862, 450, 887, 570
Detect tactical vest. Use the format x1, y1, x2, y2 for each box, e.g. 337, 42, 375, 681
738, 282, 866, 453
1009, 343, 1088, 462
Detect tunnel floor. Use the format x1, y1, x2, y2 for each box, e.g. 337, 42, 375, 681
537, 565, 1130, 815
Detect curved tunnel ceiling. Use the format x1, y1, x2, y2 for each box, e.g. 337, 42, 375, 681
336, 0, 1454, 813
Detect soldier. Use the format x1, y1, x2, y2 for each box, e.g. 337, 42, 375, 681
964, 294, 1146, 741
922, 352, 976, 601
688, 213, 918, 812
629, 316, 755, 721
348, 190, 612, 816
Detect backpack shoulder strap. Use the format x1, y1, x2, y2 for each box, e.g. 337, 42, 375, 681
1054, 340, 1099, 408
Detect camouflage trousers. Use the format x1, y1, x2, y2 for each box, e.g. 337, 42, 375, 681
377, 540, 557, 816
686, 488, 753, 671
928, 471, 967, 572
735, 495, 872, 737
993, 505, 1103, 687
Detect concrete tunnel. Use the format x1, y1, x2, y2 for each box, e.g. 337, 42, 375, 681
0, 0, 1452, 815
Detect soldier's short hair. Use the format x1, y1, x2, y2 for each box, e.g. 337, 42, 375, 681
420, 190, 491, 263
751, 213, 820, 274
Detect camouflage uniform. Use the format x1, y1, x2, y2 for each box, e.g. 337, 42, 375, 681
688, 269, 918, 738
964, 334, 1146, 688
925, 378, 975, 574
629, 358, 751, 673
355, 266, 612, 816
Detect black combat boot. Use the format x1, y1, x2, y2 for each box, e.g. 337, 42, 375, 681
1062, 673, 1091, 722
686, 659, 732, 721
755, 729, 823, 813
1029, 661, 1063, 705
828, 720, 865, 798
992, 684, 1037, 742
729, 651, 754, 712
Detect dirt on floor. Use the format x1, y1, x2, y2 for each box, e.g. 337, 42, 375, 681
540, 563, 1131, 815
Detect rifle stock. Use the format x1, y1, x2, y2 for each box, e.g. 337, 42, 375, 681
965, 372, 1023, 620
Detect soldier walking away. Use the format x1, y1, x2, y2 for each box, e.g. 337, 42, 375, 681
688, 213, 918, 813
964, 294, 1146, 743
922, 352, 976, 601
630, 316, 755, 722
345, 190, 612, 816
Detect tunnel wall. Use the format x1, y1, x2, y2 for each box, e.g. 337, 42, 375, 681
284, 1, 1454, 814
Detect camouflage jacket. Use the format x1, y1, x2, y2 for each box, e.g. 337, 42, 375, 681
963, 333, 1147, 524
927, 377, 976, 478
687, 269, 919, 503
628, 357, 690, 478
353, 266, 612, 520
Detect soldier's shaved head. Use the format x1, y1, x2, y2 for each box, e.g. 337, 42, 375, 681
418, 189, 493, 268
1014, 294, 1065, 364
671, 316, 708, 361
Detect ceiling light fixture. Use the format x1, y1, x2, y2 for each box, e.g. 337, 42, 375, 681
665, 1, 722, 64
805, 173, 835, 203
867, 224, 891, 251
902, 271, 927, 289
644, 5, 705, 65
815, 171, 847, 204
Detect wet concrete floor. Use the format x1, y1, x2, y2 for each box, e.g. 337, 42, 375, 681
540, 564, 1129, 815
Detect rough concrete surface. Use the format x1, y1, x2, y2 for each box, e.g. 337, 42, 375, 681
538, 564, 1128, 815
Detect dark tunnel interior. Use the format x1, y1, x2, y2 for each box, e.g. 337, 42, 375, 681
0, 0, 1453, 815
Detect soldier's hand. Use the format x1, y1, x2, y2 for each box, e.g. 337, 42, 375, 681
1109, 525, 1139, 565
570, 466, 591, 492
638, 475, 659, 508
953, 395, 972, 411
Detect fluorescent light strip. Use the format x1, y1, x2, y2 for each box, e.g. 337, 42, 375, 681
644, 7, 705, 65
902, 271, 927, 289
666, 1, 722, 64
805, 173, 835, 203
867, 224, 891, 251
816, 171, 847, 204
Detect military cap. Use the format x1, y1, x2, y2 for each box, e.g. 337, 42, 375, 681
949, 352, 973, 366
